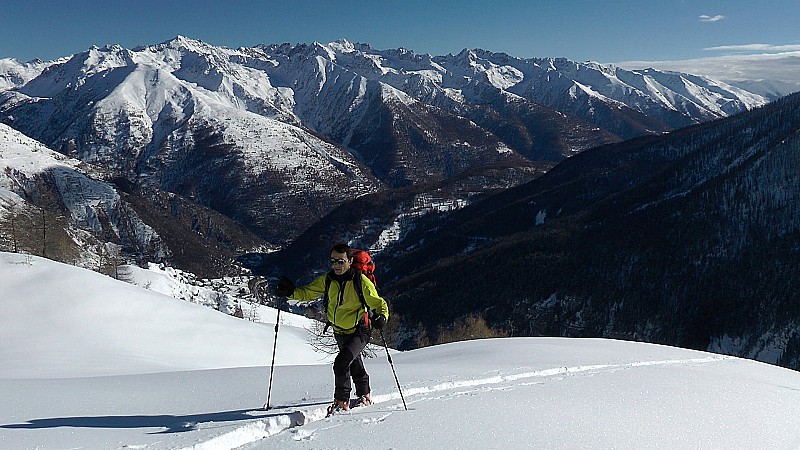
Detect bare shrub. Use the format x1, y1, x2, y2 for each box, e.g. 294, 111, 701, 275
435, 315, 508, 345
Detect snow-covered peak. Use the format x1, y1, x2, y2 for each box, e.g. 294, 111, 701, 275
0, 57, 58, 91
327, 38, 358, 53
152, 35, 218, 54
14, 44, 135, 98
82, 44, 134, 75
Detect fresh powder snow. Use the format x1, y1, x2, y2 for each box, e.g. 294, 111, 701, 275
2, 252, 800, 449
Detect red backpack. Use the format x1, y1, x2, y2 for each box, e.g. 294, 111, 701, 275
350, 249, 377, 288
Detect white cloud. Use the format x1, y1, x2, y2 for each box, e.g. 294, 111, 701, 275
617, 51, 800, 87
699, 14, 725, 22
704, 44, 800, 53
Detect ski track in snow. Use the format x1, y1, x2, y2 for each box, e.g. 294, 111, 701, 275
178, 355, 729, 450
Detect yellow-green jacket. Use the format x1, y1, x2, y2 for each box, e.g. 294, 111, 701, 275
289, 270, 389, 335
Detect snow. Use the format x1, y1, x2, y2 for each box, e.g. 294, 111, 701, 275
0, 253, 327, 379
0, 123, 110, 222
0, 58, 58, 91
0, 123, 164, 267
2, 252, 800, 449
484, 64, 524, 90
6, 37, 378, 200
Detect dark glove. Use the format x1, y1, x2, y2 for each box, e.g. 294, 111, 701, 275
371, 312, 387, 330
276, 276, 295, 297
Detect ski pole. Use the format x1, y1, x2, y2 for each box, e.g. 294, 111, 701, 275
264, 296, 281, 410
379, 328, 407, 411
251, 278, 280, 410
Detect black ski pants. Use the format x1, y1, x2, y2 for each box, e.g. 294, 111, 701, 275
333, 327, 370, 402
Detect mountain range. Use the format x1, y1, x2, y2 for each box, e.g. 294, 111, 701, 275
2, 37, 799, 369
0, 37, 775, 252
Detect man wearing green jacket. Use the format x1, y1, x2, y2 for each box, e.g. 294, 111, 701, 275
276, 243, 389, 416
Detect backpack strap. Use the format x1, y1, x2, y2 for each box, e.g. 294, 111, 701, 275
351, 270, 368, 310
351, 270, 371, 338
322, 270, 370, 334
353, 271, 373, 327
323, 273, 333, 333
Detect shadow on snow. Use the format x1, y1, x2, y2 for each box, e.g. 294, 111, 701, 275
1, 408, 297, 434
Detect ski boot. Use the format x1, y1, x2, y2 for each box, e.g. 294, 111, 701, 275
326, 398, 350, 417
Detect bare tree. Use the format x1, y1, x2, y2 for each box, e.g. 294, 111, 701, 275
0, 205, 18, 252
306, 321, 379, 358
33, 180, 73, 262
242, 300, 261, 322
0, 203, 38, 254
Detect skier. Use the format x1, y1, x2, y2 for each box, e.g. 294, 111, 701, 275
275, 243, 389, 416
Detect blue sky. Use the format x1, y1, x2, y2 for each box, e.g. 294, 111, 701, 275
2, 0, 799, 81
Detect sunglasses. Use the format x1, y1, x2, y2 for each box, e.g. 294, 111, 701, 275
330, 258, 348, 266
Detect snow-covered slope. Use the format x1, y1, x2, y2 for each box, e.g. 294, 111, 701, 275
0, 252, 323, 378
0, 122, 97, 188
0, 123, 167, 266
1, 252, 800, 449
